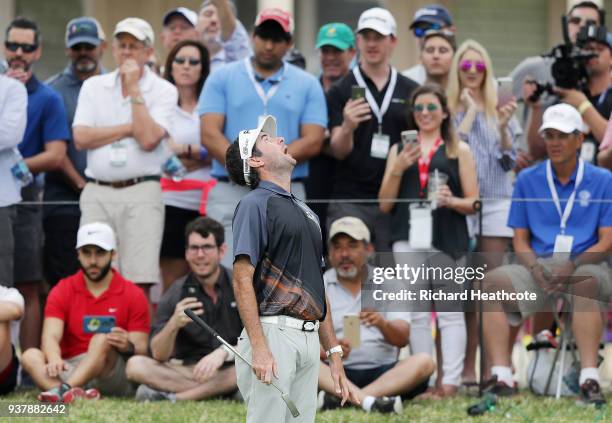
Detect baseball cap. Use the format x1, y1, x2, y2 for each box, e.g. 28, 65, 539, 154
567, 0, 603, 13
76, 222, 116, 251
410, 5, 453, 29
255, 8, 294, 35
114, 17, 155, 45
538, 103, 583, 135
65, 17, 105, 48
316, 22, 355, 50
238, 115, 277, 186
357, 7, 397, 37
163, 7, 197, 27
329, 217, 371, 243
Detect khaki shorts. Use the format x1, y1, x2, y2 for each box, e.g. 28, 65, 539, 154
80, 181, 164, 284
492, 262, 612, 326
61, 353, 132, 396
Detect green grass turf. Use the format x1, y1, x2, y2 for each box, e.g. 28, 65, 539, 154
1, 390, 609, 422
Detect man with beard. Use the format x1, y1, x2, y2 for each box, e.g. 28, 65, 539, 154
3, 17, 69, 355
199, 7, 326, 268
317, 217, 433, 414
126, 217, 242, 402
20, 222, 150, 402
43, 17, 106, 288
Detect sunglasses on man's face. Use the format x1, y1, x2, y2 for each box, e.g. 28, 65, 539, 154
413, 23, 442, 38
459, 59, 486, 73
4, 41, 38, 53
173, 57, 201, 66
413, 103, 439, 113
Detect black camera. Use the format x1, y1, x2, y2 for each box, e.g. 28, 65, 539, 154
529, 16, 604, 102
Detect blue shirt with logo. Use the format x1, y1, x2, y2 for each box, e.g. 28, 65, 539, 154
197, 58, 327, 179
508, 160, 612, 256
19, 76, 69, 161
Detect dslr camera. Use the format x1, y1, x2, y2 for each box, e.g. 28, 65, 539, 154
529, 16, 606, 102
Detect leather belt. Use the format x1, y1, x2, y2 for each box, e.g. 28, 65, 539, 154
260, 315, 320, 332
86, 175, 161, 189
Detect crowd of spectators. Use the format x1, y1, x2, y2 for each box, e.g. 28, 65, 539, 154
0, 0, 611, 414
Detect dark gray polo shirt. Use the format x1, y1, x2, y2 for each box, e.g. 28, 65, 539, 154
232, 180, 326, 321
151, 267, 242, 365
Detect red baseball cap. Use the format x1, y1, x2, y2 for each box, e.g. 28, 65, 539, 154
254, 7, 294, 35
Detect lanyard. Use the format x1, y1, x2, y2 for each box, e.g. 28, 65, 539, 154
545, 159, 584, 234
352, 66, 397, 133
244, 57, 286, 115
418, 138, 443, 194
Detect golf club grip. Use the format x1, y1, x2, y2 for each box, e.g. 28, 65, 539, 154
184, 308, 219, 338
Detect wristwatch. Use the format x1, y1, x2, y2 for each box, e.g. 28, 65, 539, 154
131, 95, 145, 105
325, 345, 343, 358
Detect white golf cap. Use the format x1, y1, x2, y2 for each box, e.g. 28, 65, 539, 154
538, 103, 583, 135
163, 7, 197, 27
76, 222, 116, 251
329, 216, 371, 243
114, 17, 155, 45
238, 115, 277, 186
357, 7, 397, 37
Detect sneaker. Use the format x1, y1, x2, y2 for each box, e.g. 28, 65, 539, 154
316, 390, 341, 411
482, 375, 516, 397
370, 396, 403, 414
85, 388, 101, 400
578, 379, 606, 408
135, 384, 175, 402
62, 387, 86, 404
38, 383, 71, 403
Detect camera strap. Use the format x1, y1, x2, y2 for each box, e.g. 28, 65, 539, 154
352, 66, 397, 134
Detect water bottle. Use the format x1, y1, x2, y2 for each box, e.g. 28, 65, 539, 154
10, 148, 33, 187
161, 142, 187, 182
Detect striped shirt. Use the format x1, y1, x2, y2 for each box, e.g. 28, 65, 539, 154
453, 111, 520, 199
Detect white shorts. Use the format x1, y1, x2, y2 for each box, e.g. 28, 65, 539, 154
467, 199, 513, 238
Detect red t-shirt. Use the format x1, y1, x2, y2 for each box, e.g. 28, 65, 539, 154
45, 269, 151, 359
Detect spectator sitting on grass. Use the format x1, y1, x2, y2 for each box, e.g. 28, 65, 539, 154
0, 286, 24, 395
20, 222, 150, 403
126, 217, 242, 402
317, 217, 434, 414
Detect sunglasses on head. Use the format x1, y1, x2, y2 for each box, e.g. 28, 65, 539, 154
414, 103, 439, 113
413, 22, 442, 38
5, 41, 38, 53
173, 57, 201, 66
459, 59, 486, 73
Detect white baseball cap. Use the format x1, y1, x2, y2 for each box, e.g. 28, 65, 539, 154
76, 222, 116, 251
238, 115, 277, 186
357, 7, 397, 37
538, 103, 584, 135
329, 216, 371, 243
114, 17, 155, 45
163, 7, 197, 27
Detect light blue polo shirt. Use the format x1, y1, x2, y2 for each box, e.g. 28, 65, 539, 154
197, 58, 327, 179
508, 160, 612, 256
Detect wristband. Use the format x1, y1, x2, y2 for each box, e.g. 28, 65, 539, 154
121, 341, 135, 359
325, 345, 343, 358
199, 146, 208, 161
578, 100, 593, 115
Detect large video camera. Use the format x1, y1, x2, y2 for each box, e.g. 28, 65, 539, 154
529, 16, 606, 102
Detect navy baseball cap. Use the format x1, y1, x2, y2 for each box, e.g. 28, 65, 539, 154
65, 17, 105, 48
410, 5, 453, 29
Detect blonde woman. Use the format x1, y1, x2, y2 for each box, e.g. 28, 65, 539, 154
447, 39, 519, 385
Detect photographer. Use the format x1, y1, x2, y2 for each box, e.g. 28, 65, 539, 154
126, 217, 242, 402
524, 26, 612, 164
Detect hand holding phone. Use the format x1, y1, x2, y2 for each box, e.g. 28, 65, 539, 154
83, 315, 116, 334
497, 77, 513, 108
351, 85, 366, 101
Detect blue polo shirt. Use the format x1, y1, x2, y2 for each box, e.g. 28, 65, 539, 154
508, 160, 612, 256
197, 58, 327, 179
19, 76, 69, 160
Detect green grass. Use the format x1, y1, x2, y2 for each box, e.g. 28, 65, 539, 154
1, 390, 610, 422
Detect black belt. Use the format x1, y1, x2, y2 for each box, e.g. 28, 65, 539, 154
86, 175, 160, 189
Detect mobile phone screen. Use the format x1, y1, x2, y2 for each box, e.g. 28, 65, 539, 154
351, 85, 366, 101
83, 316, 116, 334
343, 314, 361, 348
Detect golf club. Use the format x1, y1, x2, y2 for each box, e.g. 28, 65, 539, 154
184, 308, 300, 418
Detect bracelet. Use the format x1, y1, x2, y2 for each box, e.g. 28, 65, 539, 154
578, 100, 593, 115
199, 146, 208, 161
325, 345, 343, 358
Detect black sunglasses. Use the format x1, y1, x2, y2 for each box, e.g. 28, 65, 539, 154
70, 43, 96, 52
5, 41, 38, 53
173, 57, 201, 66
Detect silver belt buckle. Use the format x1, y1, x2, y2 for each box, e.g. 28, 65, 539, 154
302, 320, 317, 332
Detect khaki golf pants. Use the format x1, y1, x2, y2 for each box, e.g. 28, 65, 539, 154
236, 322, 320, 423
